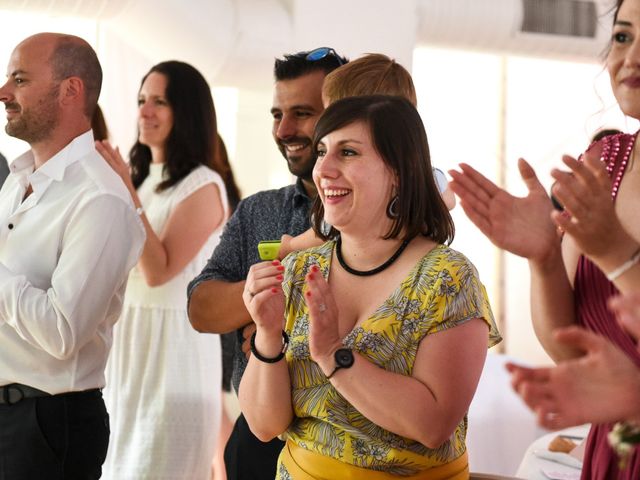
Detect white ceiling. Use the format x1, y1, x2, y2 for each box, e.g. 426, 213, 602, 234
0, 0, 615, 89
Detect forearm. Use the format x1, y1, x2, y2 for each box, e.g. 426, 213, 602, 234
238, 330, 293, 441
136, 215, 173, 286
529, 246, 578, 361
319, 355, 458, 448
278, 230, 324, 260
135, 219, 213, 287
0, 272, 86, 359
119, 188, 171, 286
188, 279, 251, 333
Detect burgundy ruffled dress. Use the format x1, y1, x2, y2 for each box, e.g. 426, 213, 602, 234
575, 132, 640, 479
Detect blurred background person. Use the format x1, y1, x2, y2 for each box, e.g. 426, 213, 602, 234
98, 60, 232, 479
215, 132, 241, 212
92, 104, 109, 141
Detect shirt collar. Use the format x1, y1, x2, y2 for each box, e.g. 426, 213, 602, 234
293, 178, 314, 207
9, 130, 95, 190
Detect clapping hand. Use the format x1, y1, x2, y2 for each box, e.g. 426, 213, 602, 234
448, 159, 558, 263
550, 148, 622, 259
242, 260, 286, 333
507, 326, 640, 429
305, 265, 343, 374
609, 292, 640, 343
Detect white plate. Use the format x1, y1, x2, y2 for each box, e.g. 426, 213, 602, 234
533, 449, 583, 469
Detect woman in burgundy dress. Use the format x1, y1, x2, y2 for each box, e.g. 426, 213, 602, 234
448, 0, 640, 477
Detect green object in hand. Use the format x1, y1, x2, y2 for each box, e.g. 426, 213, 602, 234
258, 240, 281, 261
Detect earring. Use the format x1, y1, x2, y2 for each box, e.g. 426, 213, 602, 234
386, 195, 399, 219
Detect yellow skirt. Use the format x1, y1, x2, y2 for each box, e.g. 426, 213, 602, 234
278, 439, 469, 480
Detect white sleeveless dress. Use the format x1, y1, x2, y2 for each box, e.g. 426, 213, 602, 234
103, 163, 226, 480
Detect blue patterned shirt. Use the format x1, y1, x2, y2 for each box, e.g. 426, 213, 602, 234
187, 179, 313, 392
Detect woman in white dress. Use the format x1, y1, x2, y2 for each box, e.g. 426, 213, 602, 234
97, 60, 231, 479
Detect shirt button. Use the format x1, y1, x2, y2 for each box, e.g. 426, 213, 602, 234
8, 224, 13, 230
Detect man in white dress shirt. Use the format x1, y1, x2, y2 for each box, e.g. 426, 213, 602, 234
0, 33, 145, 479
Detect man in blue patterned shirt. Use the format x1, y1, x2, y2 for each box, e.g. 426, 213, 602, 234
187, 48, 347, 480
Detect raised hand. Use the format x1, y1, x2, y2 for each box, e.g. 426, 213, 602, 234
95, 140, 133, 190
448, 159, 558, 263
507, 326, 640, 429
242, 260, 286, 334
550, 150, 622, 259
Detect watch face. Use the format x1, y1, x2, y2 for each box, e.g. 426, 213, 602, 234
335, 348, 354, 368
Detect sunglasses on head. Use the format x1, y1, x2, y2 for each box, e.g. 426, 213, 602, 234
304, 47, 346, 66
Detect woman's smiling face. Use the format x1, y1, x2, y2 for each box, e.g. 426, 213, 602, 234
608, 0, 640, 120
313, 120, 395, 236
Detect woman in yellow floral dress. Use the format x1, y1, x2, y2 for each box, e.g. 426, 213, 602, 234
239, 95, 501, 479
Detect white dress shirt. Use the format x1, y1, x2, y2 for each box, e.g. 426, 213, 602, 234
0, 130, 145, 394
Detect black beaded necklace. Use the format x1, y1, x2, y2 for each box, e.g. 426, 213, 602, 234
335, 235, 411, 277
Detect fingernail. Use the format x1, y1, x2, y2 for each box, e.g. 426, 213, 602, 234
276, 274, 283, 281
277, 266, 285, 271
272, 260, 281, 266
271, 288, 278, 293
311, 265, 319, 273
306, 291, 312, 297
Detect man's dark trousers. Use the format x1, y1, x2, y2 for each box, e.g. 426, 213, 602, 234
224, 413, 285, 480
0, 389, 109, 480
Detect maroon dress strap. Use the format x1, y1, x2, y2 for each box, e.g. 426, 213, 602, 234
575, 132, 640, 479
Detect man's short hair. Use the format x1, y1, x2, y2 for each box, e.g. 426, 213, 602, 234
50, 36, 102, 118
274, 48, 347, 81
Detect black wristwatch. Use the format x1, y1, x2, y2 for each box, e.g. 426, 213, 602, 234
327, 348, 354, 379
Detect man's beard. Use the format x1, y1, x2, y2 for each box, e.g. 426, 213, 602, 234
277, 136, 316, 181
5, 86, 60, 144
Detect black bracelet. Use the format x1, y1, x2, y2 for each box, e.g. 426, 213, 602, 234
250, 330, 289, 363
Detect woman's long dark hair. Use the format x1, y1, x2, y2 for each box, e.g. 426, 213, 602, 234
216, 133, 242, 213
601, 0, 626, 58
614, 0, 624, 22
130, 60, 224, 192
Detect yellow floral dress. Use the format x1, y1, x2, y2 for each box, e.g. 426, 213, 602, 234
277, 241, 501, 478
